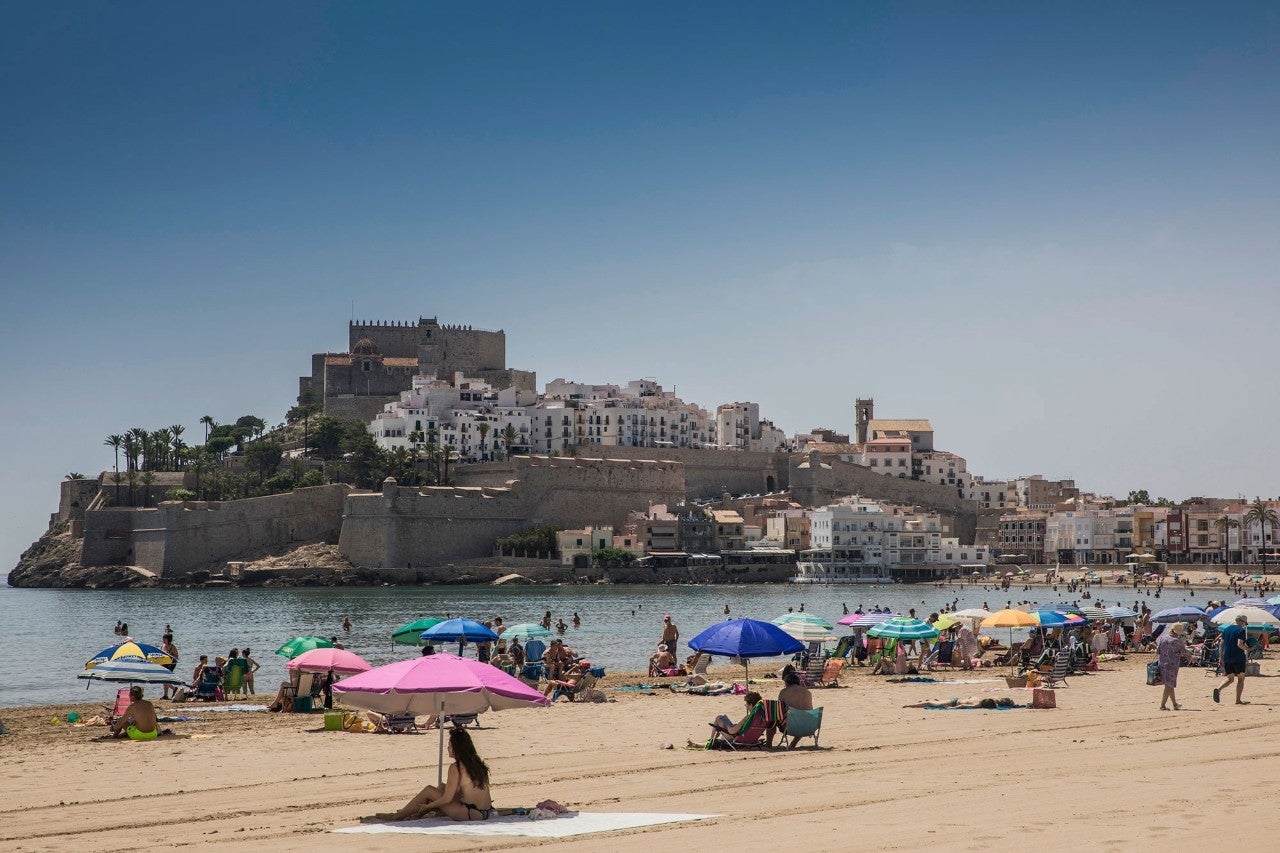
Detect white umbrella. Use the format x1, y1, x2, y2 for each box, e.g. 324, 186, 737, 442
1211, 606, 1277, 628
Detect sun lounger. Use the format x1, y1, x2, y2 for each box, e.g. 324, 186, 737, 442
1039, 652, 1070, 689
104, 687, 131, 726
550, 672, 598, 703
370, 712, 421, 733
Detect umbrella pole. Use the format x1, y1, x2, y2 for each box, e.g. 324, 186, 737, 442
437, 695, 445, 787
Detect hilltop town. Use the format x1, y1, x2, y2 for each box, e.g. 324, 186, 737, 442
11, 315, 1277, 587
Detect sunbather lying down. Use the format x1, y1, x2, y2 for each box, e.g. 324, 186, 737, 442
903, 696, 1017, 709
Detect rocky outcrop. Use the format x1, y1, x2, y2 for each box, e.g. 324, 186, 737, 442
9, 524, 156, 589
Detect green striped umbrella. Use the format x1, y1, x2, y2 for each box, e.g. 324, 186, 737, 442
275, 636, 334, 659
499, 623, 554, 642
866, 617, 940, 640
771, 613, 836, 643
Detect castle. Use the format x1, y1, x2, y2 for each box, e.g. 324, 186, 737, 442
299, 317, 536, 423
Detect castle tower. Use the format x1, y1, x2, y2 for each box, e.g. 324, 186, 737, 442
855, 398, 874, 445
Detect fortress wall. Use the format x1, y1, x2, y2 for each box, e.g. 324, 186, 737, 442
325, 395, 398, 424
82, 486, 349, 577
438, 326, 505, 372
457, 447, 787, 499
57, 478, 100, 524
340, 458, 686, 568
349, 320, 421, 358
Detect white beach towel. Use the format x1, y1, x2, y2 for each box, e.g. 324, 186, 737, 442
180, 704, 267, 712
334, 812, 719, 838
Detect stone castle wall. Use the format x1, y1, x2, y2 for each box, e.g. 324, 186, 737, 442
81, 485, 349, 578
339, 456, 686, 568
457, 446, 790, 500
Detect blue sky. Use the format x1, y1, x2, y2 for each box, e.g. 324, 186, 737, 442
3, 3, 1279, 570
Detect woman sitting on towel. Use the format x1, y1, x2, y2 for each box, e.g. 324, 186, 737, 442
391, 728, 494, 821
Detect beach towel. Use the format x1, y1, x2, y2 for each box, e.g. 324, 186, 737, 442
335, 813, 718, 838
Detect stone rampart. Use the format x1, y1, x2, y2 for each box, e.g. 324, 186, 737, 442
339, 456, 685, 567
458, 446, 790, 499
81, 485, 349, 578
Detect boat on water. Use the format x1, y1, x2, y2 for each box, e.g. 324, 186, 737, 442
792, 557, 891, 584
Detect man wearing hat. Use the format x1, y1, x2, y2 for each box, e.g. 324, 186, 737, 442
1214, 614, 1251, 705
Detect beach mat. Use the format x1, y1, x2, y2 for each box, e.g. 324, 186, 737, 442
335, 812, 718, 837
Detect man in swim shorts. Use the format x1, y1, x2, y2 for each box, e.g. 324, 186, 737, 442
111, 685, 159, 740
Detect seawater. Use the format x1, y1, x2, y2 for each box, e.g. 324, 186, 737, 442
0, 581, 1205, 708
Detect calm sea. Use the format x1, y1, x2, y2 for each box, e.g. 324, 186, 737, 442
0, 581, 1204, 708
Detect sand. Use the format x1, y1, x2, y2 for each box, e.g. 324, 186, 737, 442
1, 655, 1273, 852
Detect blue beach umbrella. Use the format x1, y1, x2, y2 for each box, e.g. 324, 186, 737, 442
688, 618, 805, 682
1033, 602, 1086, 617
1150, 606, 1208, 624
85, 640, 174, 669
421, 618, 499, 656
1031, 610, 1085, 628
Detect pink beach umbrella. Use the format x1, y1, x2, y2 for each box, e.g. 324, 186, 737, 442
333, 653, 550, 784
286, 647, 372, 676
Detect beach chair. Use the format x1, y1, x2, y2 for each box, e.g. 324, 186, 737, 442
831, 635, 854, 660
521, 640, 547, 683
799, 652, 826, 687
1040, 652, 1070, 689
104, 687, 131, 725
817, 658, 845, 686
371, 713, 421, 733
708, 701, 769, 750
784, 707, 823, 748
194, 666, 222, 701
222, 663, 248, 699
550, 671, 598, 703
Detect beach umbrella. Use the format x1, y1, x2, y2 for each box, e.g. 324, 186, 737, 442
931, 615, 963, 632
980, 609, 1038, 668
1232, 598, 1272, 609
1267, 595, 1280, 606
867, 617, 940, 640
688, 618, 805, 682
286, 647, 372, 676
1034, 602, 1086, 617
77, 659, 186, 688
392, 618, 445, 646
1077, 605, 1112, 622
85, 640, 174, 670
1106, 606, 1138, 619
333, 653, 549, 785
1150, 606, 1207, 624
498, 623, 554, 642
837, 611, 899, 627
1032, 611, 1085, 628
1211, 607, 1278, 628
276, 636, 334, 659
771, 613, 836, 643
421, 618, 499, 656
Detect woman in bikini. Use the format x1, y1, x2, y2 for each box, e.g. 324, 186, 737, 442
391, 728, 494, 821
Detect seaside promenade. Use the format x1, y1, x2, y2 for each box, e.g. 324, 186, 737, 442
1, 653, 1273, 851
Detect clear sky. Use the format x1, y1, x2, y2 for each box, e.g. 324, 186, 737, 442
3, 3, 1279, 572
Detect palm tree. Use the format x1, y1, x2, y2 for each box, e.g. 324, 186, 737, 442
169, 425, 185, 467
501, 424, 518, 460
477, 422, 490, 462
426, 427, 440, 482
1214, 515, 1240, 569
1244, 499, 1279, 573
65, 472, 85, 480
105, 434, 124, 504
140, 470, 156, 507
128, 428, 148, 471
151, 429, 171, 470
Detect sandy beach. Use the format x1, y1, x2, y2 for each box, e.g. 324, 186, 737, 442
2, 651, 1275, 853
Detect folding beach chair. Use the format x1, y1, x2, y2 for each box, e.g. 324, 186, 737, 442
707, 701, 769, 750
1039, 651, 1070, 689
784, 707, 823, 749
104, 688, 131, 726
371, 713, 421, 733
818, 658, 845, 686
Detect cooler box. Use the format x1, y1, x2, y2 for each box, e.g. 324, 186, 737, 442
1246, 661, 1261, 677
323, 711, 343, 731
292, 696, 313, 713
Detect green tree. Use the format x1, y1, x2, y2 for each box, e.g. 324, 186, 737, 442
299, 469, 327, 488
244, 441, 284, 481
341, 421, 388, 488
140, 470, 156, 507
426, 427, 441, 481
310, 416, 346, 461
165, 487, 196, 501
497, 524, 558, 556
592, 546, 637, 568
1244, 499, 1279, 572
1127, 489, 1151, 505
501, 424, 518, 460
1214, 515, 1240, 568
200, 414, 216, 443
105, 433, 124, 504
65, 472, 86, 480
477, 422, 491, 462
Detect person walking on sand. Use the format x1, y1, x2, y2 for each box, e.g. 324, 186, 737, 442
1214, 614, 1250, 705
1156, 622, 1187, 710
661, 614, 679, 652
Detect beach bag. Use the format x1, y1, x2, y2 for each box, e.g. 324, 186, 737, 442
1146, 661, 1162, 686
1031, 688, 1056, 709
